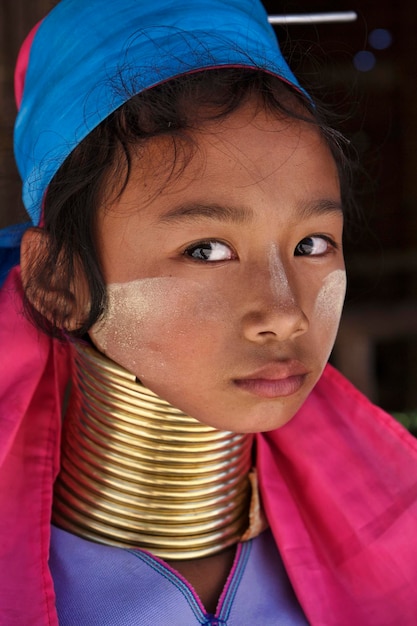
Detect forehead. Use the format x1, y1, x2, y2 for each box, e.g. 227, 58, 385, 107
102, 100, 341, 221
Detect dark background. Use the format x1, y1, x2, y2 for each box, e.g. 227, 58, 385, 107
1, 1, 416, 413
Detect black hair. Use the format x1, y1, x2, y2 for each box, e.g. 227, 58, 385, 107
23, 68, 354, 337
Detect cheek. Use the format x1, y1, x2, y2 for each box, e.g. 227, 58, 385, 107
89, 277, 230, 381
312, 268, 347, 354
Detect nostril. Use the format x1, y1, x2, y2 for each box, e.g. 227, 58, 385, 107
242, 307, 308, 343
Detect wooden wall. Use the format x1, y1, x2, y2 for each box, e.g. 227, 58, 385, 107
0, 0, 54, 228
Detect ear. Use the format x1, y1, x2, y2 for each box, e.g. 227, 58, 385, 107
20, 227, 89, 331
20, 227, 46, 280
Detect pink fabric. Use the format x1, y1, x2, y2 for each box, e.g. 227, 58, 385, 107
14, 21, 42, 108
257, 368, 417, 624
0, 269, 70, 625
1, 269, 417, 624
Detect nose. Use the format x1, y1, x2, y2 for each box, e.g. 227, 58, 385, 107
240, 254, 308, 344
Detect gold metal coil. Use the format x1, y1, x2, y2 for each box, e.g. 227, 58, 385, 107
52, 509, 246, 560
54, 486, 249, 534
53, 342, 253, 559
59, 447, 250, 493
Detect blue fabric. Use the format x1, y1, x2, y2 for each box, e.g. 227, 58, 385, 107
50, 526, 308, 625
0, 0, 303, 287
0, 222, 28, 284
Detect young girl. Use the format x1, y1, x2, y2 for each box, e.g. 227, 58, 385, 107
1, 1, 417, 624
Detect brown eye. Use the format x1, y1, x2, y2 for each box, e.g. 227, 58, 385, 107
184, 240, 235, 262
294, 236, 334, 256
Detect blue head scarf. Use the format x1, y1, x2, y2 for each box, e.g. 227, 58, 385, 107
0, 0, 304, 285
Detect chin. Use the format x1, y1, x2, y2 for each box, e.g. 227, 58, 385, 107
196, 401, 304, 435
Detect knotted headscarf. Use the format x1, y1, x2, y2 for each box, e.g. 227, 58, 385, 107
0, 0, 302, 285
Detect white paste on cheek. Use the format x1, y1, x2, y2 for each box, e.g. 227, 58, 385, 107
314, 269, 347, 329
89, 277, 230, 381
304, 269, 347, 370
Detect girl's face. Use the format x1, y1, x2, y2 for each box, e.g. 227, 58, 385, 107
90, 100, 345, 433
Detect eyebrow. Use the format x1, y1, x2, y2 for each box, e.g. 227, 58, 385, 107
297, 198, 343, 219
158, 202, 254, 225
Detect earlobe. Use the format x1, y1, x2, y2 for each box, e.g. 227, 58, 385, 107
20, 227, 89, 331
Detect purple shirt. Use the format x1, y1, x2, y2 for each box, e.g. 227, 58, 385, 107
50, 526, 308, 625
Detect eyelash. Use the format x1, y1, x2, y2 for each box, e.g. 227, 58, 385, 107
294, 235, 339, 257
183, 235, 338, 263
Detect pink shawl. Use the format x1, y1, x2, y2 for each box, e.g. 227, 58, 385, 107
1, 268, 417, 625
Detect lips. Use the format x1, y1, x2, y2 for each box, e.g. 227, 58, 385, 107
234, 362, 309, 399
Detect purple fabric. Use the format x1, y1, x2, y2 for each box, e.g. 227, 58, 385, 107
50, 526, 308, 625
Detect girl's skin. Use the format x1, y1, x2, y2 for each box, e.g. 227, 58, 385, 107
90, 99, 346, 435
22, 97, 346, 613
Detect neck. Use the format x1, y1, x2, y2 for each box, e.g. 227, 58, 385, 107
53, 341, 254, 559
